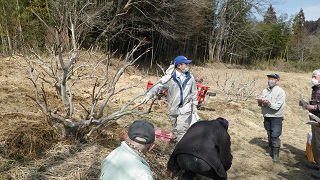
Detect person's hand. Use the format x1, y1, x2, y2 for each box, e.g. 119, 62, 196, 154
261, 98, 270, 106
306, 105, 316, 111
257, 99, 262, 106
192, 105, 197, 113
141, 96, 151, 104
164, 169, 173, 177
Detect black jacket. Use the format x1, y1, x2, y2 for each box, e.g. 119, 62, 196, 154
167, 119, 233, 177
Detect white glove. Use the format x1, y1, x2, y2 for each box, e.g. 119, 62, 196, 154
160, 64, 175, 84
141, 96, 151, 104
192, 105, 198, 113
165, 64, 175, 74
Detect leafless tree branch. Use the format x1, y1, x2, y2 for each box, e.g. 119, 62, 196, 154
212, 71, 258, 102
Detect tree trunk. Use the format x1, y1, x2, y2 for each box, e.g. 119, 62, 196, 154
3, 6, 12, 54
5, 24, 12, 53
0, 29, 7, 55
214, 0, 228, 62
208, 31, 215, 62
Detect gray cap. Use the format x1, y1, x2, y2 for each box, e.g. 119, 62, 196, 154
128, 120, 155, 144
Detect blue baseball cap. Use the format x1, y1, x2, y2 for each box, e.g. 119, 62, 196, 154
267, 74, 280, 80
174, 56, 192, 66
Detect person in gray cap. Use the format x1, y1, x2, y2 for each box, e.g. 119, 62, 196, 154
141, 55, 198, 143
257, 73, 286, 163
304, 69, 320, 179
100, 120, 155, 180
165, 118, 233, 180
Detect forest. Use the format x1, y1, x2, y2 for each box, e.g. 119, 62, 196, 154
0, 0, 319, 70
1, 1, 320, 179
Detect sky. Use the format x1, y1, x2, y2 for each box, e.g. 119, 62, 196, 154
272, 0, 320, 21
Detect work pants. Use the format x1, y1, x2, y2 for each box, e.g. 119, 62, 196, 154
176, 154, 226, 180
169, 112, 192, 142
312, 125, 320, 168
263, 117, 283, 148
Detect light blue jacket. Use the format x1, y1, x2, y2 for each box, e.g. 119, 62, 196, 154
100, 142, 153, 180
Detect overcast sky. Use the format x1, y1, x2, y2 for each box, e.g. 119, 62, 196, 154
273, 0, 320, 21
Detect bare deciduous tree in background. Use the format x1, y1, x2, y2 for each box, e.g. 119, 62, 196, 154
20, 11, 154, 140
212, 72, 258, 102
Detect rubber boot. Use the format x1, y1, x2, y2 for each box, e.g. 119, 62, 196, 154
265, 147, 273, 157
273, 147, 280, 162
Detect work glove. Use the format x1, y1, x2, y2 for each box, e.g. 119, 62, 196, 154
141, 95, 152, 104
192, 105, 198, 113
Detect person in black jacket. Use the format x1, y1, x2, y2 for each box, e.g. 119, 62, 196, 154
305, 69, 320, 179
166, 118, 233, 180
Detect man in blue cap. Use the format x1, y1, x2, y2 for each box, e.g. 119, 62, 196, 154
142, 55, 198, 142
257, 73, 286, 162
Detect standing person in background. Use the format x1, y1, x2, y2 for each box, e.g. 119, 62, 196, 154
165, 118, 233, 180
305, 69, 320, 179
100, 120, 155, 180
257, 73, 286, 163
141, 55, 198, 142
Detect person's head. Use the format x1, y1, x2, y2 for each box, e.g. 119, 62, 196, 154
174, 56, 192, 73
266, 74, 280, 88
124, 120, 155, 153
312, 69, 320, 87
217, 117, 229, 130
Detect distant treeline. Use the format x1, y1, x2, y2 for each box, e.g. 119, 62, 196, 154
0, 0, 319, 68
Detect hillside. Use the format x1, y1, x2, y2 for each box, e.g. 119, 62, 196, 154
0, 56, 317, 179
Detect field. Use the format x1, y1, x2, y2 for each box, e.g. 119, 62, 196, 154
0, 56, 317, 179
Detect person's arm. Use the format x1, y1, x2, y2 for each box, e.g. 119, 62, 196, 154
142, 81, 169, 103
191, 78, 198, 106
219, 132, 233, 171
166, 152, 181, 176
307, 89, 320, 111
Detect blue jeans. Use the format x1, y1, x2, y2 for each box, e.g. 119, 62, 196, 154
264, 117, 283, 148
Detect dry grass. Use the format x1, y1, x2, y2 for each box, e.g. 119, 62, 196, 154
0, 57, 318, 179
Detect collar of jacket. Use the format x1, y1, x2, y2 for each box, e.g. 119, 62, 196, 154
173, 71, 191, 107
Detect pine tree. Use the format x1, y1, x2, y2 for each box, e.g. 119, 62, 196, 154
290, 8, 308, 61
292, 8, 306, 36
264, 4, 277, 24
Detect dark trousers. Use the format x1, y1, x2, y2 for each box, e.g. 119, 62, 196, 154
176, 154, 226, 180
264, 117, 283, 148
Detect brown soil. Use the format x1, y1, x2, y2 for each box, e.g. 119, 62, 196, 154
0, 56, 316, 179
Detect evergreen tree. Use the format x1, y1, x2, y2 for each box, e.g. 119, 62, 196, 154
292, 8, 306, 36
264, 4, 277, 24
290, 8, 308, 61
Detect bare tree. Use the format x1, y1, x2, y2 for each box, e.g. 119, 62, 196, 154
19, 11, 154, 140
212, 72, 258, 102
208, 0, 272, 62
